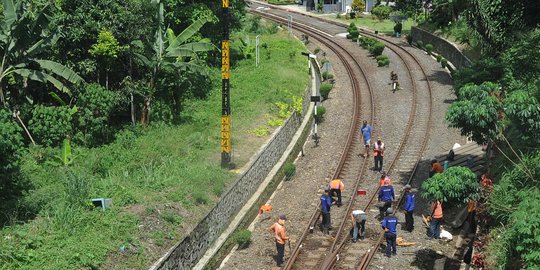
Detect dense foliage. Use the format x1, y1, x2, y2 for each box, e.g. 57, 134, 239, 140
421, 166, 480, 204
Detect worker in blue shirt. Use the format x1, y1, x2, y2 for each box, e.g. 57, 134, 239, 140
381, 207, 398, 257
378, 182, 394, 219
359, 120, 372, 157
320, 189, 334, 234
403, 184, 415, 232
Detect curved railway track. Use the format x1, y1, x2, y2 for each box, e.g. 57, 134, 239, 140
251, 4, 435, 269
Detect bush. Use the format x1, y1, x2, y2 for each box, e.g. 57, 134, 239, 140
406, 34, 413, 45
436, 54, 442, 62
369, 42, 385, 56
29, 105, 77, 147
416, 40, 424, 49
425, 44, 433, 55
348, 23, 359, 40
376, 55, 390, 66
320, 83, 333, 100
371, 5, 391, 20
314, 106, 326, 123
441, 58, 448, 68
322, 71, 334, 81
234, 229, 252, 249
421, 166, 480, 204
283, 162, 296, 180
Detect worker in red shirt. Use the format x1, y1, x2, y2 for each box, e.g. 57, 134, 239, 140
269, 214, 290, 267
430, 159, 443, 177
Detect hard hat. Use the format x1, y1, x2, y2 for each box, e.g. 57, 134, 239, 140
404, 184, 412, 190
279, 214, 288, 221
386, 207, 393, 214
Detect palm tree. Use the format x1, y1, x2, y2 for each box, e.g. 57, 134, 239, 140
0, 0, 84, 107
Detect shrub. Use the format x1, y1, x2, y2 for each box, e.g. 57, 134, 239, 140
314, 106, 326, 123
348, 23, 359, 40
369, 42, 385, 56
371, 5, 391, 20
421, 166, 480, 204
161, 210, 182, 225
322, 71, 334, 81
320, 83, 333, 100
376, 55, 390, 66
416, 40, 424, 49
425, 44, 433, 55
441, 58, 448, 68
336, 13, 342, 19
406, 34, 413, 45
436, 54, 442, 62
234, 229, 252, 249
29, 105, 77, 147
283, 162, 296, 180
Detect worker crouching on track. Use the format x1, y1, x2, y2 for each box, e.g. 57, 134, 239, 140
351, 209, 367, 242
328, 178, 345, 207
378, 180, 394, 219
381, 207, 398, 257
320, 189, 334, 234
374, 139, 385, 172
269, 214, 289, 267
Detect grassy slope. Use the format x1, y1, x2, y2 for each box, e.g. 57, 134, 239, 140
0, 29, 307, 270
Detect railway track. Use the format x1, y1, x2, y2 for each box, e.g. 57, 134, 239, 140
251, 4, 434, 269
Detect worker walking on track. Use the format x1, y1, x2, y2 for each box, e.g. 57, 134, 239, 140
320, 189, 334, 234
328, 178, 345, 207
351, 209, 367, 242
360, 120, 372, 157
378, 180, 394, 219
381, 207, 398, 257
269, 214, 289, 267
403, 184, 415, 232
429, 200, 443, 239
430, 159, 443, 177
374, 139, 385, 172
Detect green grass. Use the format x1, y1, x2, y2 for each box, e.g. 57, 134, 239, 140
0, 29, 307, 270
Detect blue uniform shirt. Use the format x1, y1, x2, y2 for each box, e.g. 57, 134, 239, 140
321, 194, 332, 213
379, 186, 395, 202
404, 192, 415, 212
360, 124, 373, 141
381, 215, 398, 235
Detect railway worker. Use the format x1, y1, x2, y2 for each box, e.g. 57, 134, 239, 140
378, 180, 394, 219
390, 71, 399, 92
429, 200, 444, 239
269, 214, 290, 267
379, 172, 392, 187
381, 207, 398, 257
320, 189, 334, 234
429, 159, 443, 177
403, 184, 415, 232
360, 120, 373, 157
351, 209, 367, 242
328, 178, 345, 207
373, 138, 385, 172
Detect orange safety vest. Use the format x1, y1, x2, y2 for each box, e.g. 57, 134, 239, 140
258, 204, 273, 215
270, 222, 288, 244
432, 201, 443, 219
373, 142, 385, 157
329, 179, 344, 191
467, 200, 477, 213
432, 162, 443, 173
379, 176, 392, 187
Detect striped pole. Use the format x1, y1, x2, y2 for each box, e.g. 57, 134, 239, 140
221, 0, 232, 168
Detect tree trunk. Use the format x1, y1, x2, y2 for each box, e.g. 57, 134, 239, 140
14, 110, 36, 145
0, 85, 7, 107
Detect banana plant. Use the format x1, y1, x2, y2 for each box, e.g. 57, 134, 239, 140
0, 0, 84, 107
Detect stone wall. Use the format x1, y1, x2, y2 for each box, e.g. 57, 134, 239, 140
411, 26, 472, 69
151, 61, 314, 270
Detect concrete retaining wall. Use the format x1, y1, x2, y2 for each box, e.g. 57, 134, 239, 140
411, 26, 472, 69
151, 66, 313, 270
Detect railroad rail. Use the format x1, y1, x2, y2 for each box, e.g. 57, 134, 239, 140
251, 4, 435, 269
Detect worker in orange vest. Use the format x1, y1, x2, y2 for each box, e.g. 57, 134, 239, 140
379, 172, 392, 187
328, 178, 345, 207
374, 139, 385, 172
429, 159, 443, 177
429, 200, 443, 240
269, 214, 290, 267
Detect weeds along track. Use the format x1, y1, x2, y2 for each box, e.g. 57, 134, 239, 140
251, 4, 433, 270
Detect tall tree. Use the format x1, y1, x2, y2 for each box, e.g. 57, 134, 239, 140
0, 0, 84, 108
